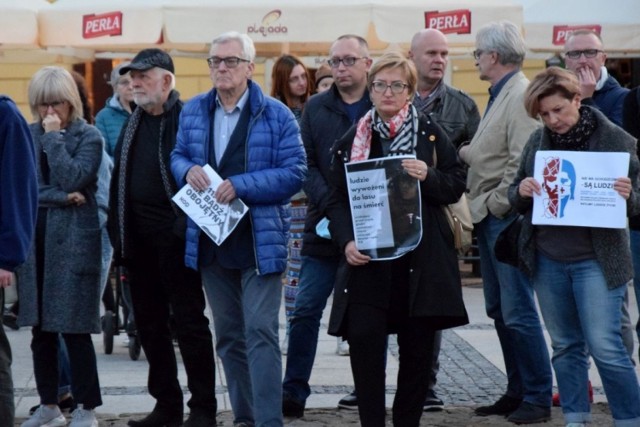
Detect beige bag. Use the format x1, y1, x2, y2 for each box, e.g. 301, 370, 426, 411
432, 146, 474, 254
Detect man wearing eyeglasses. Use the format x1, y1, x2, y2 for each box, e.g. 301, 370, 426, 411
563, 30, 628, 126
281, 34, 372, 418
458, 21, 553, 424
108, 48, 218, 427
563, 28, 635, 405
171, 31, 306, 427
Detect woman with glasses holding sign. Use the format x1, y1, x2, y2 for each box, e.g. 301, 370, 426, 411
18, 66, 104, 426
325, 52, 468, 427
509, 66, 640, 427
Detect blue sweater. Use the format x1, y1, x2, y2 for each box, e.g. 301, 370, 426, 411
171, 80, 307, 274
0, 96, 38, 272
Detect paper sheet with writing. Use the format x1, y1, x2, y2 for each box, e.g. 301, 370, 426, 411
172, 164, 249, 245
345, 156, 422, 260
532, 150, 629, 229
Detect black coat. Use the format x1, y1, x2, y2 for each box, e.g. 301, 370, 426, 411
300, 85, 372, 257
325, 112, 469, 336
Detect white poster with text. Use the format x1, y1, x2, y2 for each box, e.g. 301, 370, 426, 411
532, 150, 629, 229
345, 156, 422, 260
172, 164, 249, 245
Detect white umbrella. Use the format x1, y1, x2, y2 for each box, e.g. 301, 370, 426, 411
0, 0, 44, 48
38, 0, 164, 52
520, 0, 640, 54
163, 0, 373, 56
372, 0, 524, 51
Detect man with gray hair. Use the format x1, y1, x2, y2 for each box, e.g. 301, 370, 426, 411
458, 21, 553, 424
172, 32, 306, 427
109, 48, 218, 427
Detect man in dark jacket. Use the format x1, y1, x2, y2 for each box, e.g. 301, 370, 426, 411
563, 29, 628, 126
0, 95, 38, 427
409, 28, 481, 412
108, 49, 217, 427
281, 34, 373, 418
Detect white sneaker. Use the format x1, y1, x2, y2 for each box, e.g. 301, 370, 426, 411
21, 405, 66, 427
336, 337, 350, 356
69, 407, 98, 427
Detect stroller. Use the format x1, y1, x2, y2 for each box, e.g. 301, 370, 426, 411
101, 264, 142, 360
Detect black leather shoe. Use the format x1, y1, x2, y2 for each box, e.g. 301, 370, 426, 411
507, 402, 551, 424
474, 395, 522, 416
183, 413, 216, 427
127, 409, 183, 427
282, 393, 304, 418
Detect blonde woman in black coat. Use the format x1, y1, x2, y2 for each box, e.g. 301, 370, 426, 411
325, 52, 468, 427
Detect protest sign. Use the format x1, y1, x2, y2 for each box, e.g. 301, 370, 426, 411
172, 164, 249, 245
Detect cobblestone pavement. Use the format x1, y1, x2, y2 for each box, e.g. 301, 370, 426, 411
16, 404, 614, 427
15, 328, 615, 426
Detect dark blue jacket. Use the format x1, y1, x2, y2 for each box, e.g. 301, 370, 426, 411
171, 80, 306, 274
0, 96, 38, 272
300, 85, 371, 257
583, 75, 629, 127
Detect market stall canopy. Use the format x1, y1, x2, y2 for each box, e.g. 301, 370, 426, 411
163, 0, 523, 56
163, 0, 373, 56
38, 0, 164, 52
371, 0, 523, 50
37, 0, 524, 58
520, 0, 640, 54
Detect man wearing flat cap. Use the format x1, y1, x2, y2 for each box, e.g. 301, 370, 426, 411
108, 48, 218, 427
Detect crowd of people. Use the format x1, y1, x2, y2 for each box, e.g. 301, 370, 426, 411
1, 20, 640, 427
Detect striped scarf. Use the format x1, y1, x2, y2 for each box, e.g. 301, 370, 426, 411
350, 103, 418, 162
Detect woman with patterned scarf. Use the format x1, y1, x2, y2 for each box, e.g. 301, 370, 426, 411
509, 66, 640, 427
324, 52, 469, 427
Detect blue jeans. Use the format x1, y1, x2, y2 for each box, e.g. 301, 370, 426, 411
202, 263, 283, 427
282, 255, 340, 403
476, 213, 552, 406
533, 253, 640, 426
629, 230, 640, 344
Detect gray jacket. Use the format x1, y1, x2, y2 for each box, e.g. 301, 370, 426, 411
508, 107, 640, 288
18, 119, 104, 333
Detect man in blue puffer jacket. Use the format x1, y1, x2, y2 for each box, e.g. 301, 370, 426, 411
171, 31, 306, 427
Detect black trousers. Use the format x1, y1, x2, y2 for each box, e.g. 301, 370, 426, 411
347, 304, 436, 427
31, 328, 102, 408
128, 230, 216, 416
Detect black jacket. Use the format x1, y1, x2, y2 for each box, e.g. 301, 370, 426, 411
300, 85, 371, 257
108, 90, 183, 264
418, 84, 481, 149
325, 113, 469, 336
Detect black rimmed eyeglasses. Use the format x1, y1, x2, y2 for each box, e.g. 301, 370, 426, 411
206, 56, 250, 69
564, 49, 603, 59
327, 56, 367, 68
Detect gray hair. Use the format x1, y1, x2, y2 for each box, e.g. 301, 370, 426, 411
476, 21, 526, 66
211, 31, 256, 62
109, 62, 130, 87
